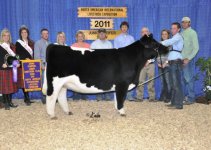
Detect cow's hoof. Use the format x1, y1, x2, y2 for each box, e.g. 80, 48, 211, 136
50, 116, 58, 120
120, 113, 126, 117
118, 108, 126, 116
67, 111, 73, 115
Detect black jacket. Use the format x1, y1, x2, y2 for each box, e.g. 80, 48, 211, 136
15, 41, 34, 60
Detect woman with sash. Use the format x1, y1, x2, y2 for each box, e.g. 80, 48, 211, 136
16, 26, 34, 106
0, 29, 19, 110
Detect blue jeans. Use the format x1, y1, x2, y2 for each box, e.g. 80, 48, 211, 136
158, 67, 171, 100
96, 93, 113, 100
72, 92, 87, 100
169, 61, 184, 107
182, 60, 195, 102
126, 90, 134, 100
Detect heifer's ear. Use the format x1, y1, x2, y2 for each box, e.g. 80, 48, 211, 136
140, 34, 149, 42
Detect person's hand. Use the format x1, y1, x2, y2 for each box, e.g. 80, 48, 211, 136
26, 58, 30, 60
2, 64, 7, 68
17, 64, 20, 68
162, 63, 167, 68
183, 58, 190, 65
42, 66, 45, 70
158, 64, 162, 68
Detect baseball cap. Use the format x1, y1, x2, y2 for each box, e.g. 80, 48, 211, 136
98, 28, 106, 33
182, 17, 191, 22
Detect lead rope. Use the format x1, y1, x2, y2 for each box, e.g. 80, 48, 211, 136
137, 49, 169, 87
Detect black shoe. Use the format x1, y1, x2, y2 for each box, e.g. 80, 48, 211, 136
3, 94, 10, 110
24, 97, 31, 106
164, 99, 170, 103
166, 104, 175, 107
5, 104, 10, 110
23, 91, 31, 106
169, 106, 183, 109
0, 102, 4, 109
24, 101, 31, 106
134, 98, 143, 102
8, 94, 18, 108
9, 102, 18, 108
0, 95, 4, 109
183, 101, 194, 105
159, 96, 165, 101
149, 99, 158, 102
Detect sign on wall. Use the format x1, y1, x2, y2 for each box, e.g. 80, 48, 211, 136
90, 19, 114, 29
21, 60, 42, 92
78, 7, 127, 40
81, 30, 121, 40
78, 7, 127, 18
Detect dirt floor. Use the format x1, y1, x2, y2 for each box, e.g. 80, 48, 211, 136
0, 100, 211, 150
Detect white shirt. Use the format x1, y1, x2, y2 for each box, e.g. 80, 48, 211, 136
90, 39, 113, 49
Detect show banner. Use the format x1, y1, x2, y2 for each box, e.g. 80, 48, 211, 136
78, 7, 127, 18
81, 30, 121, 40
21, 60, 42, 92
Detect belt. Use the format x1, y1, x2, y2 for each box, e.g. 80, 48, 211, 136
170, 50, 182, 53
168, 59, 182, 65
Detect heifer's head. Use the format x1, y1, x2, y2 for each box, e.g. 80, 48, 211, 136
140, 34, 168, 59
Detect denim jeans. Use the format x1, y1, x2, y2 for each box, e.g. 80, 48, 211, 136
72, 92, 87, 100
126, 90, 134, 100
169, 61, 184, 107
96, 93, 113, 100
182, 60, 195, 102
158, 67, 171, 100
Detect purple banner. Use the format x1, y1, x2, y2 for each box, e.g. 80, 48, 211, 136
22, 60, 42, 92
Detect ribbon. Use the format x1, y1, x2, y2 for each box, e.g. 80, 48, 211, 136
12, 60, 19, 83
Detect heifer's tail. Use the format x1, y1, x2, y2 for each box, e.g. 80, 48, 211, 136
45, 44, 54, 96
42, 66, 47, 95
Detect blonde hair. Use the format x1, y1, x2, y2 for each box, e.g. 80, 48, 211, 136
0, 28, 12, 44
75, 31, 85, 42
56, 31, 66, 44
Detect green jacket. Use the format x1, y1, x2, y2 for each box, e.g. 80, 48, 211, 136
181, 27, 199, 60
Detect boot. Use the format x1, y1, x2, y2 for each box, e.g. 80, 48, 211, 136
23, 89, 31, 106
0, 95, 4, 109
3, 94, 10, 110
8, 94, 18, 108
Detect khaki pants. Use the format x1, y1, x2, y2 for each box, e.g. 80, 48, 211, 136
137, 64, 155, 99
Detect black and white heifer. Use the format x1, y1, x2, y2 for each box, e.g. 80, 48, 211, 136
42, 34, 168, 119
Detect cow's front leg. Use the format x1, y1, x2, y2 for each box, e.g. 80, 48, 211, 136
115, 83, 128, 116
58, 87, 73, 115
